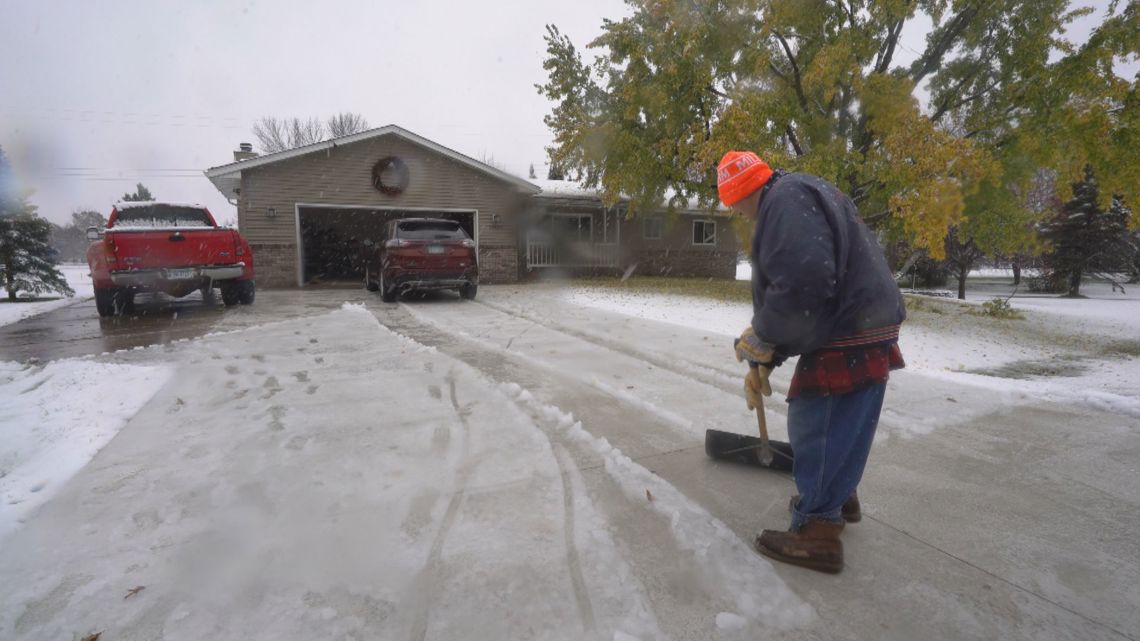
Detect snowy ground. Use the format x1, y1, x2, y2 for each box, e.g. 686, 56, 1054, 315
0, 282, 1137, 640
0, 263, 92, 328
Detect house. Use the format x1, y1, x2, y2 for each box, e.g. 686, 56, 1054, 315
204, 125, 739, 288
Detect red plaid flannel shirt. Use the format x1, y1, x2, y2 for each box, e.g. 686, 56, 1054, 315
785, 326, 906, 400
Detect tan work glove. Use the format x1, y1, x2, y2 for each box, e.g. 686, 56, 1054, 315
744, 365, 773, 409
735, 327, 775, 410
734, 327, 774, 365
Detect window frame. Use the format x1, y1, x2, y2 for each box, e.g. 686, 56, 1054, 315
643, 216, 663, 240
691, 219, 717, 246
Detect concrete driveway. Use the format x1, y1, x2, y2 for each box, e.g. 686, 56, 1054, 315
1, 285, 1136, 641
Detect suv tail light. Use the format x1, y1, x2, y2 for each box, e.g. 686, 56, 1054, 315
460, 239, 475, 248
385, 239, 412, 248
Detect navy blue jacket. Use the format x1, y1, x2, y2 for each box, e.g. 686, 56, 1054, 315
751, 172, 905, 358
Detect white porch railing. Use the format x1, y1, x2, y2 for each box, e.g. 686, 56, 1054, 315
527, 241, 619, 268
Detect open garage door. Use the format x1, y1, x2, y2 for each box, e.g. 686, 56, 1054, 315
297, 207, 475, 286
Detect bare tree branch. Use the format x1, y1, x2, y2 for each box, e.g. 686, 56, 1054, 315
327, 112, 370, 138
252, 117, 288, 153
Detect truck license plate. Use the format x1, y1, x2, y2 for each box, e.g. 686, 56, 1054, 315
165, 268, 195, 280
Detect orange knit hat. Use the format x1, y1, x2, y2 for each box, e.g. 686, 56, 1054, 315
717, 151, 773, 206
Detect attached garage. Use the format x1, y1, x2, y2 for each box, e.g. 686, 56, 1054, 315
296, 206, 475, 285
205, 125, 537, 288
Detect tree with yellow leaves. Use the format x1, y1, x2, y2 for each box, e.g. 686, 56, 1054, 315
537, 0, 1138, 270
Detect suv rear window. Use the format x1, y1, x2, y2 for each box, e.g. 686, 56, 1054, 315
396, 220, 468, 240
114, 205, 213, 228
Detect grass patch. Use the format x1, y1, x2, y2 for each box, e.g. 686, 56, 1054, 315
968, 355, 1088, 379
971, 297, 1025, 320
903, 293, 955, 315
570, 275, 752, 303
1104, 340, 1140, 358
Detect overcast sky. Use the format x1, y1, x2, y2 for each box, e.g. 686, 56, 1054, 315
0, 0, 1128, 226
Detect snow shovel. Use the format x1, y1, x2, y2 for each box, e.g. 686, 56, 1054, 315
704, 365, 795, 472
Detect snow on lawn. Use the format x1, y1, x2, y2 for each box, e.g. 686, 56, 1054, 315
0, 359, 171, 539
0, 263, 93, 327
0, 304, 809, 640
563, 281, 1140, 418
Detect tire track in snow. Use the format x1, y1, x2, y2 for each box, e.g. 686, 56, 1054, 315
475, 298, 773, 400
408, 370, 475, 641
555, 446, 599, 640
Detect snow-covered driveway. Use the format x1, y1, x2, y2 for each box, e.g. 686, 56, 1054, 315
1, 286, 1137, 641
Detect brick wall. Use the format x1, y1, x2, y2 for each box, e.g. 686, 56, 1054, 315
630, 248, 736, 279
479, 245, 519, 284
250, 243, 298, 288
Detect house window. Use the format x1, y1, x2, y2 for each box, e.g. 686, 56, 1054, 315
643, 216, 663, 240
553, 214, 592, 242
692, 220, 716, 246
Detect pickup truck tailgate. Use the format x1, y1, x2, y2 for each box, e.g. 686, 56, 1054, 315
109, 228, 238, 269
106, 203, 238, 270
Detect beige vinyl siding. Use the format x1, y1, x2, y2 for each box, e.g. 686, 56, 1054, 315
236, 134, 528, 247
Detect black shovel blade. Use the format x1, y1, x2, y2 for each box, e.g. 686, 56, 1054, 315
704, 429, 795, 472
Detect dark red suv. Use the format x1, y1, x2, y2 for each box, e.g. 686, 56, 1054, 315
366, 218, 478, 302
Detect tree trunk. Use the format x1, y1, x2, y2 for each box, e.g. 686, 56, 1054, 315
958, 263, 969, 300
5, 258, 15, 301
1068, 268, 1083, 297
1012, 261, 1021, 286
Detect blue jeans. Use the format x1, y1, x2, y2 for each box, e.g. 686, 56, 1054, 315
787, 382, 887, 530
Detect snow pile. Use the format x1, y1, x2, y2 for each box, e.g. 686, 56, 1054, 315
0, 358, 171, 539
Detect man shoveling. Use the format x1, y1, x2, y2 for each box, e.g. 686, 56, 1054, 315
717, 151, 906, 574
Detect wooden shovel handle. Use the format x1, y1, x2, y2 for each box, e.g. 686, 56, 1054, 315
751, 365, 770, 443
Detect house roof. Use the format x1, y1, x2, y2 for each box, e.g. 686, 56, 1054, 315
533, 179, 731, 216
203, 124, 541, 199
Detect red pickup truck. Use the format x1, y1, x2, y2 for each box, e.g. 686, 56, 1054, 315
86, 201, 255, 316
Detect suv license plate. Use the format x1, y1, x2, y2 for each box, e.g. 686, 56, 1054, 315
165, 268, 195, 280
426, 245, 445, 255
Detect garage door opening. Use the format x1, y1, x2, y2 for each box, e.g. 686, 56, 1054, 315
297, 207, 475, 286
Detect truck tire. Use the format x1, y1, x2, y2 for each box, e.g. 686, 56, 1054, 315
237, 280, 255, 305
380, 272, 397, 303
221, 283, 241, 306
94, 287, 132, 317
94, 288, 117, 317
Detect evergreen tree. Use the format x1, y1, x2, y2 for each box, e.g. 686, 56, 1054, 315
1, 214, 75, 300
0, 146, 74, 300
122, 183, 154, 202
1040, 168, 1133, 296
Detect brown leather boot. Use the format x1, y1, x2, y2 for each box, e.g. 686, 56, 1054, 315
789, 491, 862, 523
755, 519, 845, 573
